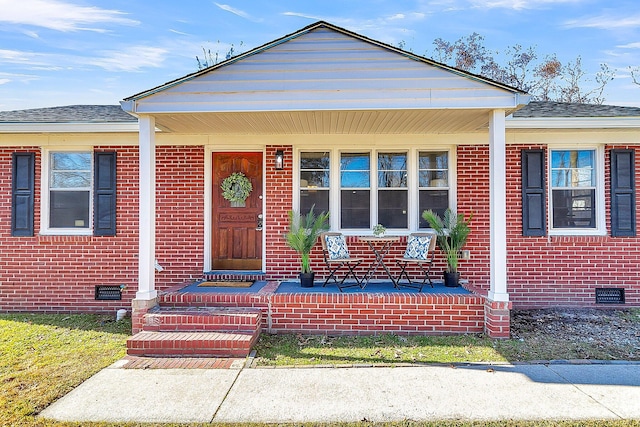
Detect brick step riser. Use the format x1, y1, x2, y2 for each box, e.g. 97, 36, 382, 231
126, 339, 257, 357
126, 348, 253, 358
126, 330, 260, 358
143, 314, 261, 333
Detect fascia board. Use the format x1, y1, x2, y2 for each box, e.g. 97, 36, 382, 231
506, 117, 640, 129
0, 123, 140, 133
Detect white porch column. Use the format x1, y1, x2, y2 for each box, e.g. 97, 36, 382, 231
488, 109, 509, 302
137, 115, 157, 300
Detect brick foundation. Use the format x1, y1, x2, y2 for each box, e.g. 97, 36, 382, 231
160, 282, 486, 336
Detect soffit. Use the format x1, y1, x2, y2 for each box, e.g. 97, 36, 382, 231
151, 109, 500, 134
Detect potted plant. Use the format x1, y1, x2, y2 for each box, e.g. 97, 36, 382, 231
285, 206, 330, 287
372, 223, 386, 237
422, 208, 472, 287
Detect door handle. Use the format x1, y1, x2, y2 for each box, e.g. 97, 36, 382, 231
256, 214, 263, 231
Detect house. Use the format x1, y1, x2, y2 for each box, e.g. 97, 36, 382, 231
1, 21, 638, 341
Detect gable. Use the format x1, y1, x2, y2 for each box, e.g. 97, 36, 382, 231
126, 25, 524, 115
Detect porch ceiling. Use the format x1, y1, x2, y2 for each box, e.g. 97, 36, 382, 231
149, 108, 503, 134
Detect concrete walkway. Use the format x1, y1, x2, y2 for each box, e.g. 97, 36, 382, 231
40, 359, 640, 424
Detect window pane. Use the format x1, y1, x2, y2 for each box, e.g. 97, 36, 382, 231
50, 190, 90, 228
51, 152, 91, 171
418, 170, 448, 187
551, 150, 595, 188
51, 171, 91, 188
341, 190, 370, 228
340, 153, 370, 187
551, 169, 594, 188
300, 152, 329, 188
419, 151, 448, 187
418, 190, 449, 228
300, 190, 329, 216
50, 152, 91, 189
378, 153, 407, 188
419, 151, 448, 169
552, 189, 595, 228
378, 190, 407, 228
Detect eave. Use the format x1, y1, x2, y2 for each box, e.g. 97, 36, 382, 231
0, 122, 140, 134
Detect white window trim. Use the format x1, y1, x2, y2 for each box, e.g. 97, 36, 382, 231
40, 147, 93, 236
548, 145, 606, 236
294, 147, 456, 235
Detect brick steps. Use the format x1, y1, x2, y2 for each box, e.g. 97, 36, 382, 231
142, 306, 261, 332
127, 306, 262, 358
127, 330, 258, 357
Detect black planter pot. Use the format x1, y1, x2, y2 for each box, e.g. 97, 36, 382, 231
299, 272, 315, 288
444, 271, 460, 287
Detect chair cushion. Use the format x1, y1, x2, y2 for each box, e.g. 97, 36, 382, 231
404, 235, 431, 260
325, 235, 350, 259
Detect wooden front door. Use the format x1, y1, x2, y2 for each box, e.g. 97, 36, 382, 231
212, 152, 263, 270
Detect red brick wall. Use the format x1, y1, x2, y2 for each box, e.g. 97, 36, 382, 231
268, 292, 484, 335
0, 145, 205, 313
457, 145, 640, 308
264, 145, 297, 279
155, 146, 205, 286
159, 284, 486, 336
2, 143, 638, 313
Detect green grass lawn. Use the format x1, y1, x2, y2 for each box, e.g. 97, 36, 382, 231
0, 313, 130, 427
2, 312, 639, 427
253, 333, 511, 366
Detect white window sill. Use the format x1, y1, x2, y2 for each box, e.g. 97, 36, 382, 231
39, 229, 92, 236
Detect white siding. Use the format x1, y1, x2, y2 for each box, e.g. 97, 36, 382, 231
134, 27, 518, 114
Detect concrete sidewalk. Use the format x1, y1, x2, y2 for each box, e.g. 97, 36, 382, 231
41, 360, 640, 424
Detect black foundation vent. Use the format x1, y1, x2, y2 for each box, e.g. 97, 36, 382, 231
95, 285, 122, 301
595, 288, 625, 304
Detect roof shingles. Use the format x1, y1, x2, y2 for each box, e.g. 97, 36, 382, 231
0, 105, 136, 123
513, 101, 640, 118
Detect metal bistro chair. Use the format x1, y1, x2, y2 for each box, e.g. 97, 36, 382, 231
394, 232, 437, 291
320, 232, 363, 292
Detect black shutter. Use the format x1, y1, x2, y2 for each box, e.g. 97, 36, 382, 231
93, 152, 117, 236
611, 149, 635, 237
522, 149, 546, 236
12, 153, 35, 237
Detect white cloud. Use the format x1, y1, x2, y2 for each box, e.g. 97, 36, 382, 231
0, 0, 138, 32
282, 11, 323, 21
469, 0, 580, 10
88, 46, 168, 72
0, 49, 34, 62
0, 71, 40, 84
169, 29, 191, 36
617, 42, 640, 49
214, 3, 262, 22
564, 14, 640, 30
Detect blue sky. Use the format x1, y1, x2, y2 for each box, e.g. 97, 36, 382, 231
1, 0, 639, 111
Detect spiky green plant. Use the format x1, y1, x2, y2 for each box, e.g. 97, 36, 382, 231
285, 206, 330, 274
422, 208, 472, 273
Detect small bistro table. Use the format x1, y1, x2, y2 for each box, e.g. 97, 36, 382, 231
358, 235, 401, 288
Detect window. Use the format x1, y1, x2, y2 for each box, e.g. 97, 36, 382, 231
418, 151, 449, 228
378, 152, 407, 228
48, 152, 92, 229
340, 153, 370, 229
41, 150, 117, 235
550, 149, 597, 229
298, 149, 452, 232
300, 152, 330, 215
